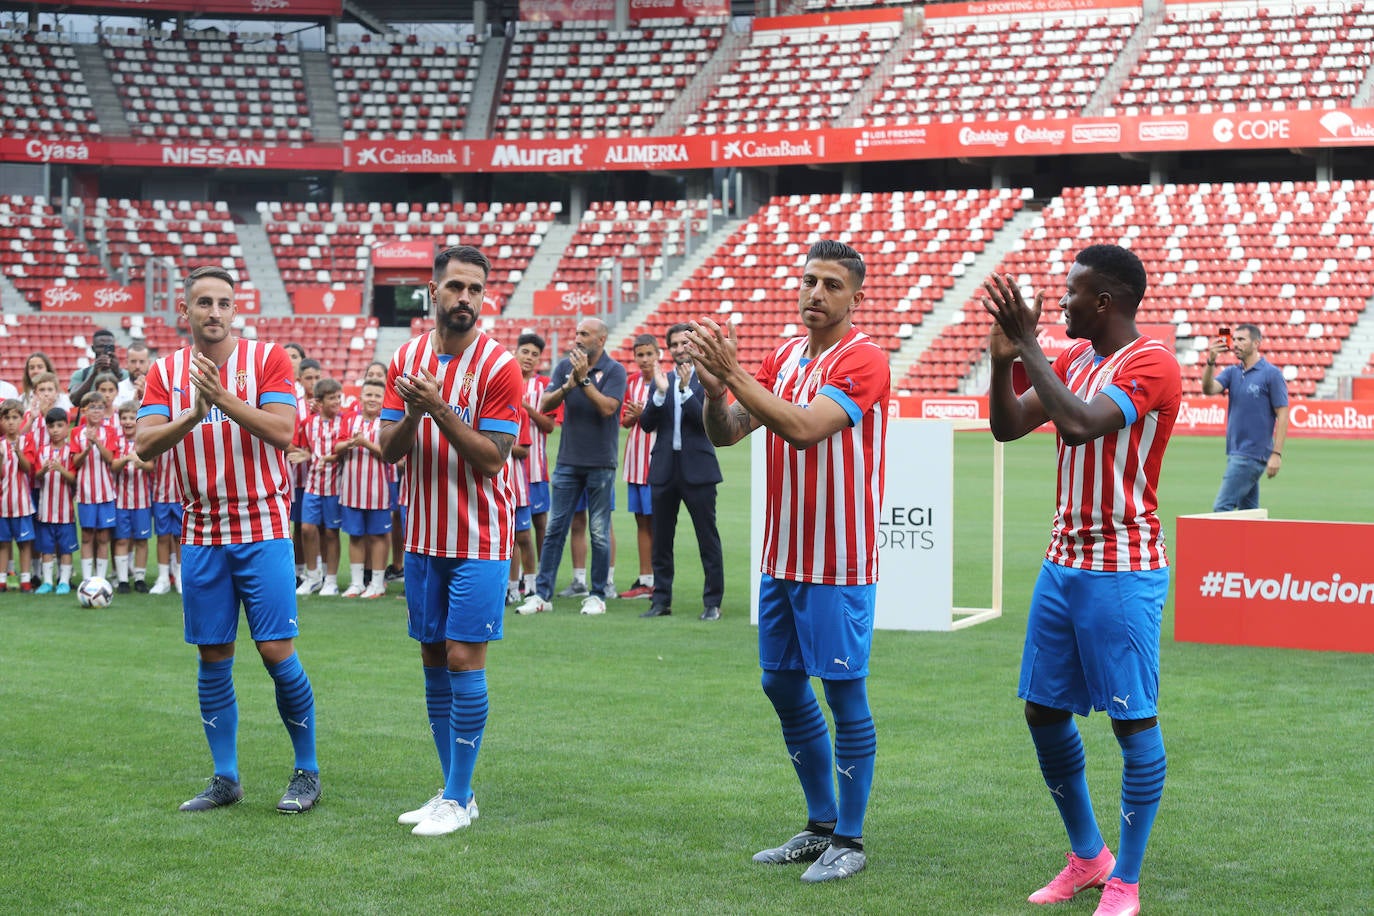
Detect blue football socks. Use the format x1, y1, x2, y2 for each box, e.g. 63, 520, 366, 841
1030, 717, 1104, 859
423, 665, 452, 778
444, 668, 488, 805
266, 653, 317, 773
197, 657, 239, 781
761, 670, 837, 825
1114, 724, 1167, 883
824, 677, 876, 842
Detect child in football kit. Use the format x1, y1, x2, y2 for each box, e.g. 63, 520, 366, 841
336, 378, 392, 598
71, 391, 120, 583
111, 402, 154, 592
28, 408, 78, 594
292, 377, 346, 596
0, 399, 37, 592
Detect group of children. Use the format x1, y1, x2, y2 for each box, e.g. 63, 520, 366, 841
0, 369, 183, 595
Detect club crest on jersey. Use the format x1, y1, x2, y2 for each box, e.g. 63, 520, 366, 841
459, 372, 476, 401
235, 370, 248, 391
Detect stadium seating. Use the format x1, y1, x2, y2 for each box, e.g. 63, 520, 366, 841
0, 314, 105, 386
860, 10, 1139, 125
0, 29, 99, 139
88, 198, 249, 285
0, 196, 107, 308
898, 179, 1374, 397
332, 33, 478, 141
247, 315, 379, 380
495, 19, 725, 138
616, 188, 1027, 369
684, 22, 898, 134
548, 199, 719, 305
258, 200, 559, 312
102, 29, 313, 143
1108, 2, 1374, 116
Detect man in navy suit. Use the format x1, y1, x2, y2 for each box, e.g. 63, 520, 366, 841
637, 323, 724, 620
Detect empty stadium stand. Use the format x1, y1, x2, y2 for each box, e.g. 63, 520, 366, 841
258, 200, 559, 312
331, 33, 479, 141
0, 197, 107, 308
899, 179, 1374, 397
495, 19, 725, 138
617, 188, 1027, 369
248, 314, 379, 379
89, 198, 249, 285
1107, 1, 1374, 116
685, 20, 899, 134
102, 30, 313, 143
860, 9, 1139, 125
548, 199, 718, 304
0, 29, 99, 139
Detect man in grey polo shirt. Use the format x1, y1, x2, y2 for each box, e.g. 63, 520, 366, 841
517, 318, 627, 616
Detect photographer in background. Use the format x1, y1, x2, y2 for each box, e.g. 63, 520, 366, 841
69, 329, 136, 408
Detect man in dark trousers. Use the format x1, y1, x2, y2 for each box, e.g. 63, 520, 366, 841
637, 323, 724, 621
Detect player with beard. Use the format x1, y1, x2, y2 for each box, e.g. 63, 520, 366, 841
380, 245, 523, 837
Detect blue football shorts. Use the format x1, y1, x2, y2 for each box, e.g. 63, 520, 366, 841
0, 514, 35, 543
301, 492, 342, 529
181, 539, 299, 646
626, 483, 652, 516
513, 504, 532, 533
757, 573, 876, 680
35, 521, 78, 556
340, 505, 391, 537
77, 500, 117, 531
1018, 559, 1171, 720
405, 554, 507, 645
388, 479, 401, 512
115, 506, 152, 540
528, 480, 550, 515
290, 486, 304, 523
153, 501, 184, 539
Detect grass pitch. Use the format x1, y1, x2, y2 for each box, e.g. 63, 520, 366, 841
1, 433, 1369, 914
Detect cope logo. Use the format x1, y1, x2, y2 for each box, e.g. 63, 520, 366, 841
1212, 117, 1290, 144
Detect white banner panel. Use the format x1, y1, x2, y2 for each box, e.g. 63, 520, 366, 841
749, 418, 955, 630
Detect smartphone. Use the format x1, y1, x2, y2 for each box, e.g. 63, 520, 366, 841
1219, 326, 1232, 348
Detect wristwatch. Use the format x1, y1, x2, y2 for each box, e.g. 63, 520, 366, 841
578, 376, 593, 387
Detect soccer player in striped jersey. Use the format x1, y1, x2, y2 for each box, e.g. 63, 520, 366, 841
336, 377, 391, 599
148, 449, 183, 595
293, 378, 346, 597
71, 391, 119, 584
28, 408, 78, 594
0, 399, 36, 592
137, 266, 321, 816
379, 245, 523, 838
515, 334, 555, 564
504, 402, 534, 604
618, 334, 658, 599
982, 244, 1180, 916
111, 401, 154, 593
689, 240, 889, 884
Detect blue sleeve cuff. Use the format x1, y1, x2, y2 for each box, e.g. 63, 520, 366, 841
1104, 385, 1138, 426
651, 389, 666, 407
478, 418, 520, 436
260, 391, 297, 408
380, 407, 406, 422
818, 385, 863, 426
137, 405, 171, 420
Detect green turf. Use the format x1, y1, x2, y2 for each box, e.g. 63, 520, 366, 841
1, 433, 1369, 914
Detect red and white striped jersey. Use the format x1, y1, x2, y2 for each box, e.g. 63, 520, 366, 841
507, 407, 532, 507
394, 454, 408, 508
114, 438, 152, 511
523, 375, 550, 483
756, 328, 890, 586
23, 417, 51, 456
72, 425, 119, 505
30, 441, 75, 524
382, 331, 524, 560
139, 340, 297, 546
296, 412, 345, 497
0, 438, 34, 517
621, 374, 655, 485
151, 451, 182, 504
1046, 337, 1181, 572
292, 381, 311, 490
339, 414, 390, 510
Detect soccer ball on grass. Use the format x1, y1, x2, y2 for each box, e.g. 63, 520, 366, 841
77, 576, 114, 608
